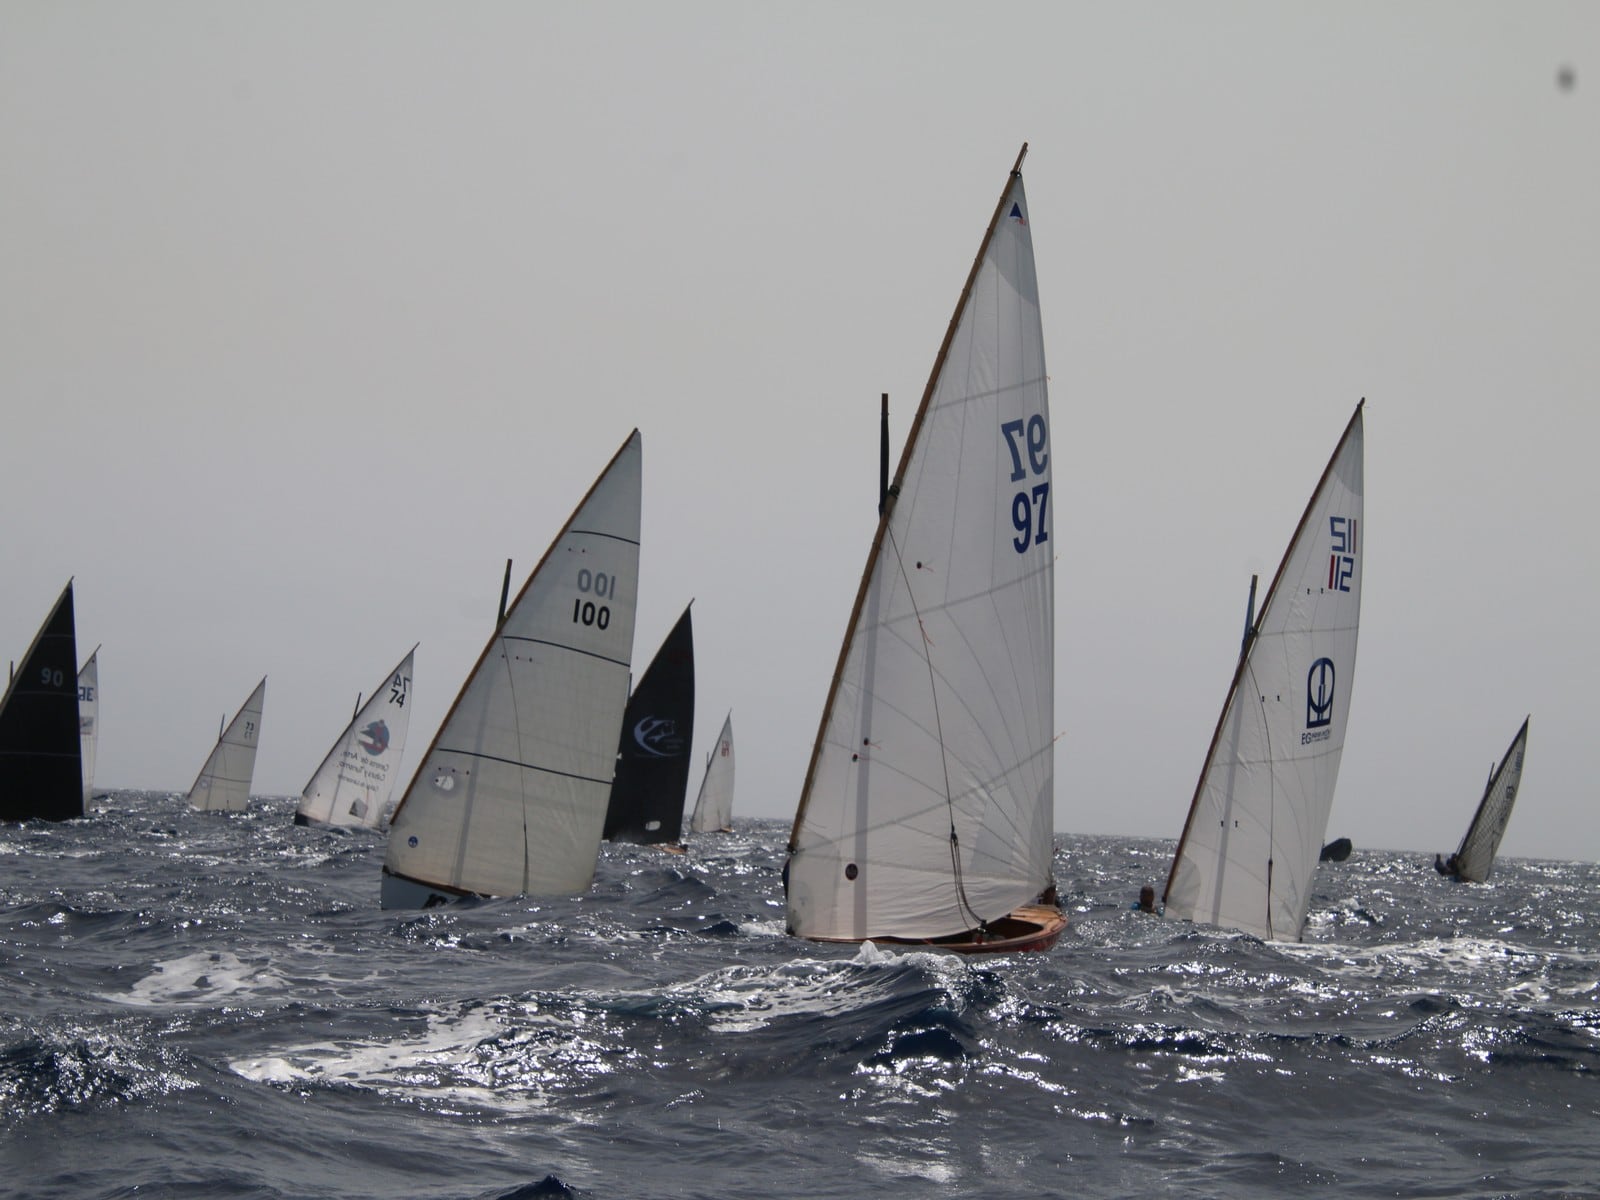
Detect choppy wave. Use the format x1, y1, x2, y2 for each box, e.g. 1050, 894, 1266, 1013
2, 795, 1597, 1199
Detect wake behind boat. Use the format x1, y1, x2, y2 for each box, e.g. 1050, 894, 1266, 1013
784, 145, 1063, 955
1163, 402, 1365, 941
381, 430, 642, 908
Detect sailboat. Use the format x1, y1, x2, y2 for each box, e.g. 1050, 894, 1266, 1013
186, 677, 267, 812
381, 430, 642, 908
1163, 401, 1365, 941
785, 145, 1065, 954
294, 646, 417, 830
688, 711, 735, 834
602, 603, 694, 848
78, 646, 100, 807
0, 581, 83, 822
1435, 716, 1529, 883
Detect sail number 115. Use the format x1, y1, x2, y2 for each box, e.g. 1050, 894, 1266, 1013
1001, 415, 1050, 554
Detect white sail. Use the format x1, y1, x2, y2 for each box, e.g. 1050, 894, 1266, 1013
295, 647, 417, 830
1451, 717, 1529, 883
381, 430, 642, 905
78, 646, 99, 806
1164, 403, 1364, 941
186, 677, 267, 813
688, 712, 735, 834
787, 151, 1055, 943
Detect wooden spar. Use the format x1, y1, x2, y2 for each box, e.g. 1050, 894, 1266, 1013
878, 393, 890, 516
498, 558, 513, 626
352, 693, 362, 720
386, 430, 639, 830
789, 144, 1030, 853
1162, 399, 1365, 908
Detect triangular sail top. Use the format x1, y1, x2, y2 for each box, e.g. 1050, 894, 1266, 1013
1451, 716, 1530, 883
78, 646, 100, 807
689, 711, 735, 834
1164, 402, 1365, 941
603, 604, 695, 845
187, 677, 267, 812
787, 148, 1056, 943
382, 430, 642, 905
0, 581, 83, 822
295, 646, 417, 830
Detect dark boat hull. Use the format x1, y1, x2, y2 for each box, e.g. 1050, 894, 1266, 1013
809, 903, 1067, 956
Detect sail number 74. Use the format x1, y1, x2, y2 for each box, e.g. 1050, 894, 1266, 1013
1001, 415, 1050, 553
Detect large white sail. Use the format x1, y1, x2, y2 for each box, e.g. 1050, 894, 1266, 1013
1450, 717, 1529, 883
295, 647, 417, 830
787, 150, 1056, 944
688, 712, 735, 834
186, 677, 267, 813
78, 646, 99, 807
381, 430, 642, 906
1164, 404, 1364, 941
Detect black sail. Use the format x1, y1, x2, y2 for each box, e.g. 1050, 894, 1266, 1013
603, 605, 695, 845
0, 581, 84, 822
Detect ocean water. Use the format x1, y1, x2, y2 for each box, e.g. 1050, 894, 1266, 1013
2, 791, 1596, 1200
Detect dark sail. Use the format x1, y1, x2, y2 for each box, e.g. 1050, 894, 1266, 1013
603, 604, 695, 845
0, 581, 84, 822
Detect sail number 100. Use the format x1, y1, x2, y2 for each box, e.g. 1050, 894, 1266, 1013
572, 568, 613, 630
1001, 415, 1050, 554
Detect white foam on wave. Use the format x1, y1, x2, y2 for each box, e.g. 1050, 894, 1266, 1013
108, 950, 294, 1008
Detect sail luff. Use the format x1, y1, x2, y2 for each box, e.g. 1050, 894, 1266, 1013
388, 433, 638, 831
295, 645, 417, 829
186, 677, 267, 812
790, 143, 1030, 851
602, 603, 695, 845
0, 581, 83, 822
787, 147, 1055, 945
78, 645, 100, 808
1164, 400, 1365, 939
689, 711, 735, 833
1452, 716, 1530, 882
382, 429, 642, 904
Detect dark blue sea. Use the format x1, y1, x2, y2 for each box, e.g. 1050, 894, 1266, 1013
3, 791, 1596, 1199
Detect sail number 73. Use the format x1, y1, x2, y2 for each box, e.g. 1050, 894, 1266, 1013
1001, 415, 1050, 553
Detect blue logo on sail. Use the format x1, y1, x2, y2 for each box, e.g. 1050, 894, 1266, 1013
359, 719, 390, 757
1306, 658, 1335, 732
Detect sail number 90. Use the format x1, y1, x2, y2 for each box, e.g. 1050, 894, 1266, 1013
1001, 415, 1050, 553
572, 568, 613, 630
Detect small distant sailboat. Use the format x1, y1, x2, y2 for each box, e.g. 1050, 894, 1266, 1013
0, 581, 83, 822
381, 430, 642, 908
603, 604, 695, 848
1435, 716, 1529, 883
186, 677, 267, 812
785, 145, 1064, 954
78, 646, 100, 808
688, 711, 735, 835
1163, 402, 1365, 941
295, 646, 417, 830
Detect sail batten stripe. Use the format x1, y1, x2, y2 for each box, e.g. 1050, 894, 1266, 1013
568, 528, 640, 547
435, 746, 614, 787
498, 636, 630, 669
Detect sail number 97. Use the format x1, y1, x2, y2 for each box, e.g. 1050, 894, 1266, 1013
1001, 415, 1050, 553
572, 568, 612, 630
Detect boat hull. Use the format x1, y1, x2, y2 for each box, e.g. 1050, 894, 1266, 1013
380, 867, 477, 910
807, 904, 1067, 956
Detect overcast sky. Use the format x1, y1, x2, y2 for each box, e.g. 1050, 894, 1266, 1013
3, 2, 1595, 864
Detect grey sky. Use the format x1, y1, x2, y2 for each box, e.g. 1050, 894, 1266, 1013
3, 2, 1595, 863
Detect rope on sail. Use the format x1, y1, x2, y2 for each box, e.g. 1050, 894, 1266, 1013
885, 526, 987, 936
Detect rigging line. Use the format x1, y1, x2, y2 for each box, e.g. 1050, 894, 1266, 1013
1246, 655, 1278, 941
496, 630, 532, 894
884, 524, 986, 935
